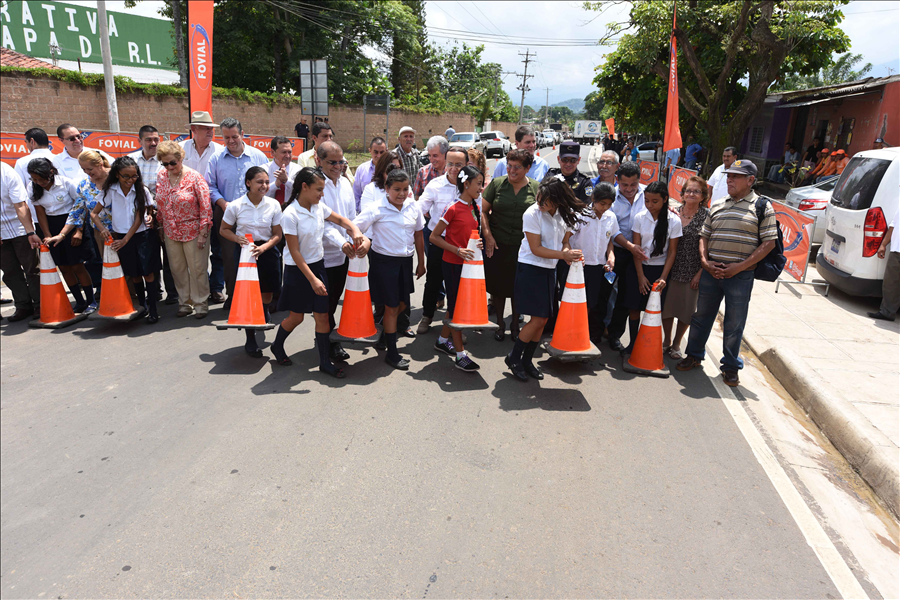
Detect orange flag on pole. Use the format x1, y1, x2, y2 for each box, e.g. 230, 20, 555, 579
188, 1, 214, 116
605, 118, 615, 137
663, 1, 683, 153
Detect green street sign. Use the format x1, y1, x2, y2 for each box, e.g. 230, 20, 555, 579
1, 0, 175, 71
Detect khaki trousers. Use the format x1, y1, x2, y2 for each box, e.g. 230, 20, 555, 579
164, 234, 210, 307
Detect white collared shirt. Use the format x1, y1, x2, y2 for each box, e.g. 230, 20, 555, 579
611, 185, 647, 246
353, 195, 425, 257
1, 163, 31, 240
632, 210, 683, 266
321, 176, 357, 268
265, 160, 300, 203
518, 203, 571, 269
223, 194, 283, 242
128, 150, 163, 195
359, 182, 415, 239
180, 139, 223, 178
32, 175, 80, 217
282, 201, 342, 266
98, 182, 155, 234
570, 210, 620, 266
418, 174, 460, 231
708, 163, 728, 205
52, 148, 111, 183
12, 148, 49, 222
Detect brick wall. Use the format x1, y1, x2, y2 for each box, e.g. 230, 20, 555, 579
1, 71, 521, 151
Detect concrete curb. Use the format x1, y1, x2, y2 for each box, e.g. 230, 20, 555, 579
737, 319, 900, 519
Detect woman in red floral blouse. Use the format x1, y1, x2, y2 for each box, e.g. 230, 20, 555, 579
155, 140, 212, 318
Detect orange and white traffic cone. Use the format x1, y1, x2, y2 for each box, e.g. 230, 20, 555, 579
622, 282, 670, 378
214, 234, 275, 331
446, 231, 497, 331
331, 254, 381, 344
28, 245, 88, 329
547, 260, 601, 362
92, 238, 146, 321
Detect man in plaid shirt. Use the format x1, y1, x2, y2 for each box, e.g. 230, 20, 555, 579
396, 126, 421, 181
413, 136, 448, 200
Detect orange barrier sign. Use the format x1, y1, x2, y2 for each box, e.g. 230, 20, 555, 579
773, 200, 815, 282
1, 132, 63, 166
639, 160, 660, 185
82, 131, 142, 157
667, 166, 697, 203
168, 134, 304, 160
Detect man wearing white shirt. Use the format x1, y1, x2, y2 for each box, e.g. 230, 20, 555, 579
493, 125, 550, 181
707, 146, 737, 205
51, 124, 110, 183
352, 137, 387, 210
0, 163, 42, 321
180, 111, 223, 178
265, 136, 300, 207
13, 127, 52, 223
316, 141, 358, 361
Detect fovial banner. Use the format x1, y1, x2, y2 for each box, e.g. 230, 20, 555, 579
188, 0, 214, 116
81, 131, 142, 157
639, 160, 660, 185
0, 0, 174, 71
773, 201, 815, 282
667, 166, 697, 203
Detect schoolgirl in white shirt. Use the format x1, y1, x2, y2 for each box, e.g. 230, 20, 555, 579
272, 167, 365, 378
506, 175, 584, 381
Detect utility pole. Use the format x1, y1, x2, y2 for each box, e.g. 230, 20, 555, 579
517, 49, 534, 125
544, 87, 551, 125
96, 0, 119, 132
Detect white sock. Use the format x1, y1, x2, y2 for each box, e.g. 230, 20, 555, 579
456, 351, 467, 360
438, 336, 449, 344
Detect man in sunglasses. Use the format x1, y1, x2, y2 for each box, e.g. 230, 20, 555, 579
51, 124, 110, 183
315, 141, 359, 362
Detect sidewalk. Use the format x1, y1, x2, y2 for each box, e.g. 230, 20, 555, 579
731, 274, 900, 517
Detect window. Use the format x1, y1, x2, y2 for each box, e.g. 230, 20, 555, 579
830, 157, 891, 211
749, 127, 765, 154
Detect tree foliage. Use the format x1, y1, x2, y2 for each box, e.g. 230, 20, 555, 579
586, 0, 851, 159
582, 91, 605, 120
771, 52, 872, 91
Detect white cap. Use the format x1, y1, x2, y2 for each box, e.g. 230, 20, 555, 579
398, 126, 416, 136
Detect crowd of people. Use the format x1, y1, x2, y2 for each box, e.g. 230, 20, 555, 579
1, 117, 779, 388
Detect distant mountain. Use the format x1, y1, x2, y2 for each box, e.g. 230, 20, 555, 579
552, 98, 586, 113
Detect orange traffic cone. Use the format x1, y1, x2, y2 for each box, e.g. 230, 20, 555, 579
536, 150, 541, 157
28, 245, 88, 329
331, 254, 381, 344
92, 238, 146, 321
547, 260, 601, 362
214, 234, 276, 331
446, 231, 498, 331
623, 282, 670, 378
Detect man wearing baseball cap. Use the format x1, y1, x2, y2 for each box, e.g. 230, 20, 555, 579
873, 137, 886, 150
817, 149, 848, 183
677, 159, 778, 388
396, 126, 421, 181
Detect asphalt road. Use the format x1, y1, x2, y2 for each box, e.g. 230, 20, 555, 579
0, 145, 851, 598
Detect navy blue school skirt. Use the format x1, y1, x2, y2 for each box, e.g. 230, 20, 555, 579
514, 262, 556, 318
44, 213, 95, 266
113, 230, 159, 277
278, 260, 329, 314
441, 261, 463, 319
624, 262, 668, 311
235, 241, 282, 295
368, 250, 414, 308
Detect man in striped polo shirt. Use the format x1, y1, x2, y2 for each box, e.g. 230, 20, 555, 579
676, 159, 777, 387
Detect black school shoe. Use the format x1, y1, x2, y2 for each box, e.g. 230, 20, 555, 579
523, 362, 543, 380
330, 343, 350, 362
385, 355, 410, 370
504, 355, 528, 381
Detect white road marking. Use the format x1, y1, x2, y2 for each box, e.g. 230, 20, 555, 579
703, 348, 869, 600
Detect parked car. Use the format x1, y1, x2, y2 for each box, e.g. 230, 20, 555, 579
447, 132, 486, 154
637, 142, 660, 162
782, 176, 838, 244
480, 131, 511, 158
816, 147, 899, 297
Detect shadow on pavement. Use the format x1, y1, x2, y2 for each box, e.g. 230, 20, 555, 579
409, 359, 490, 392
491, 376, 591, 412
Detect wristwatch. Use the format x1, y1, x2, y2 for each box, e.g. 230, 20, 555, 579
25, 231, 36, 237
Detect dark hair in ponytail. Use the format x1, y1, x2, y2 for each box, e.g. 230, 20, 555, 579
103, 156, 148, 222
26, 158, 58, 201
536, 175, 588, 229
456, 165, 483, 234
288, 167, 326, 205
644, 181, 670, 258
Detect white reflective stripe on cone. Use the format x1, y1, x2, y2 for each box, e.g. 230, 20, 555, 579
104, 244, 117, 263
567, 261, 586, 284
346, 272, 369, 292
561, 284, 586, 304
460, 261, 485, 279
642, 311, 662, 327
40, 269, 62, 285
348, 255, 368, 273
39, 250, 55, 270
645, 290, 662, 312
238, 244, 254, 263
236, 266, 259, 281
102, 265, 125, 280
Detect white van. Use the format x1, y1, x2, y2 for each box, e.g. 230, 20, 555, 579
816, 147, 900, 297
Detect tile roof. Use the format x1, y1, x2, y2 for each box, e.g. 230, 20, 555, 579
1, 47, 62, 70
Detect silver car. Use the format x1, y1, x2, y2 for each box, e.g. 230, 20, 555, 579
782, 177, 838, 244
448, 132, 486, 154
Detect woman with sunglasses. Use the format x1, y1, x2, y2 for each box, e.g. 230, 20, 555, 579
154, 140, 212, 319
26, 157, 97, 313
91, 156, 160, 323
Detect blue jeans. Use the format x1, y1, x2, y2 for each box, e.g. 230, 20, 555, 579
685, 159, 697, 171
685, 269, 754, 371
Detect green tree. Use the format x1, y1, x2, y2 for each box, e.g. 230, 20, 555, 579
582, 91, 605, 120
585, 0, 850, 159
772, 52, 873, 92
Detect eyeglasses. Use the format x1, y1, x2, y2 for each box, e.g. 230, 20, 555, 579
118, 173, 139, 181
63, 134, 83, 142
160, 160, 179, 168
597, 160, 616, 166
506, 164, 525, 172
325, 159, 348, 166
682, 188, 703, 196
559, 157, 579, 164
446, 162, 466, 169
